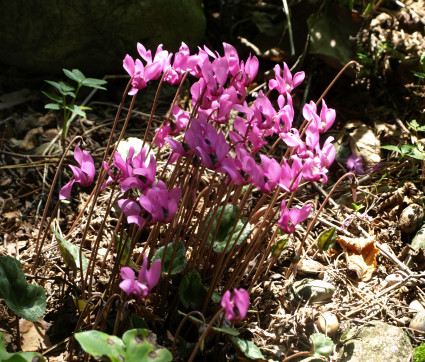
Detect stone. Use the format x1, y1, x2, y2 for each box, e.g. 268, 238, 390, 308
317, 312, 339, 336
399, 204, 424, 234
0, 0, 206, 75
291, 279, 335, 303
409, 299, 425, 313
339, 322, 413, 362
410, 310, 425, 331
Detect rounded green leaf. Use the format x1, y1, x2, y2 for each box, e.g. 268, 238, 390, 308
123, 329, 172, 362
230, 337, 265, 360
0, 256, 46, 322
152, 242, 186, 275
179, 269, 206, 309
310, 333, 333, 357
75, 330, 125, 361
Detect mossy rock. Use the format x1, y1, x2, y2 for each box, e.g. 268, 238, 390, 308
0, 0, 206, 75
340, 322, 413, 362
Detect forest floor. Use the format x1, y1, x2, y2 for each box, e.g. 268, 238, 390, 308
1, 1, 425, 361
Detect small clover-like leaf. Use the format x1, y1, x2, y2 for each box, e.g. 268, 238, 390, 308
310, 333, 334, 357
44, 103, 62, 110
42, 91, 63, 104
66, 104, 86, 118
317, 227, 337, 251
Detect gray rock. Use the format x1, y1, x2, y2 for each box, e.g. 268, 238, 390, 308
0, 0, 206, 75
339, 322, 413, 362
291, 278, 335, 303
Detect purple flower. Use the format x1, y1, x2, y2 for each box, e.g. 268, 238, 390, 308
118, 181, 181, 227
119, 255, 161, 298
347, 154, 365, 175
269, 63, 305, 95
221, 288, 250, 322
59, 146, 95, 200
278, 200, 311, 234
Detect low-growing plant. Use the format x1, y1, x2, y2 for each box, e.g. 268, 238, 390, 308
26, 41, 346, 359
43, 68, 107, 147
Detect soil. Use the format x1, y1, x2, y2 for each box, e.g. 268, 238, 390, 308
0, 1, 425, 361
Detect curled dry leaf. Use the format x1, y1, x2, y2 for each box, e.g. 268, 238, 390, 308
337, 235, 379, 281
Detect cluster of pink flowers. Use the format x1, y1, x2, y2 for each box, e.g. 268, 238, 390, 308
121, 41, 336, 233
61, 42, 336, 235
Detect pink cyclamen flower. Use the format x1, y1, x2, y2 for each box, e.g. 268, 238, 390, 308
269, 63, 305, 95
278, 200, 311, 234
59, 146, 95, 200
119, 255, 161, 298
221, 288, 250, 322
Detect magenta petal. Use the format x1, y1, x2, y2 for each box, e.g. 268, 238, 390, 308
59, 179, 75, 200
123, 54, 135, 76
121, 266, 136, 280
289, 204, 312, 225
146, 259, 162, 292
234, 288, 250, 320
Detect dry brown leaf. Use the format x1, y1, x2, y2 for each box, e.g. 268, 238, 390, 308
348, 121, 381, 169
337, 235, 379, 281
20, 319, 52, 352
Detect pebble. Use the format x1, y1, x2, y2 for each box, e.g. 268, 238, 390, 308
409, 299, 425, 313
297, 259, 325, 278
317, 312, 339, 336
399, 204, 424, 234
292, 279, 335, 303
410, 310, 425, 331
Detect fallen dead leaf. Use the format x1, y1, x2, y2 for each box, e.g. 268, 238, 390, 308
348, 121, 381, 169
20, 319, 52, 352
337, 235, 379, 281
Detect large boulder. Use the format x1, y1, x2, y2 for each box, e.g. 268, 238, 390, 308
0, 0, 206, 75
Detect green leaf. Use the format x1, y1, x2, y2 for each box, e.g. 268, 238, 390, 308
82, 78, 107, 90
316, 227, 337, 251
44, 80, 63, 92
179, 269, 206, 310
75, 329, 172, 362
271, 235, 289, 255
310, 333, 334, 357
44, 103, 62, 110
412, 71, 425, 79
123, 329, 172, 361
0, 331, 45, 361
63, 68, 85, 83
177, 311, 240, 336
204, 204, 251, 253
130, 314, 149, 329
114, 232, 137, 268
230, 337, 265, 360
53, 230, 88, 271
0, 256, 46, 322
400, 144, 425, 160
65, 104, 86, 118
42, 91, 63, 104
152, 241, 186, 275
381, 145, 402, 154
75, 330, 126, 362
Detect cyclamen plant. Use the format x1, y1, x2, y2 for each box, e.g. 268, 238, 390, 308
47, 41, 338, 360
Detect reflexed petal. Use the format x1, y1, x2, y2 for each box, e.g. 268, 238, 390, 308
59, 179, 75, 200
